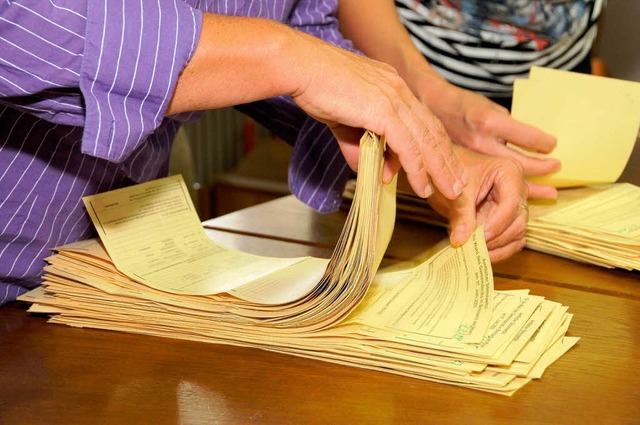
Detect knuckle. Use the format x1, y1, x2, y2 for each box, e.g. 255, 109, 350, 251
468, 110, 494, 133
467, 135, 488, 152
420, 126, 434, 147
431, 120, 449, 143
517, 237, 527, 252
398, 142, 423, 173
506, 156, 526, 174
515, 217, 528, 238
446, 151, 459, 167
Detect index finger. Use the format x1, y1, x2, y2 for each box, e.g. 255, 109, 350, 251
481, 160, 528, 240
382, 98, 467, 200
494, 114, 557, 154
404, 97, 469, 199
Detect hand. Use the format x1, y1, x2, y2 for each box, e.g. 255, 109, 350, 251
286, 31, 468, 200
426, 145, 528, 263
334, 0, 557, 200
416, 79, 560, 200
169, 14, 468, 200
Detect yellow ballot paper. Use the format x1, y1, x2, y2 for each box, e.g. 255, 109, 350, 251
348, 228, 493, 344
80, 131, 399, 327
512, 66, 640, 188
527, 183, 640, 270
82, 175, 327, 296
23, 131, 580, 396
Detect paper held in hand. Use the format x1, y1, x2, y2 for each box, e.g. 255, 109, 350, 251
511, 66, 640, 188
21, 131, 578, 396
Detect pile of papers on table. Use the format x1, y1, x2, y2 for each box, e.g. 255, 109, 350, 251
21, 133, 579, 396
527, 183, 640, 270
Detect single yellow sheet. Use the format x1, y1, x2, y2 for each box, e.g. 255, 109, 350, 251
511, 66, 640, 187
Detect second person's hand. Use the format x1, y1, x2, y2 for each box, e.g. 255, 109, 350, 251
426, 145, 529, 263
415, 77, 561, 200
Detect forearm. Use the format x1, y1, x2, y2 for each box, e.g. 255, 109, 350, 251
337, 0, 443, 85
168, 10, 469, 202
167, 14, 305, 115
337, 2, 480, 124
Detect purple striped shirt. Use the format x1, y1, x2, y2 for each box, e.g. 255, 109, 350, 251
0, 0, 354, 305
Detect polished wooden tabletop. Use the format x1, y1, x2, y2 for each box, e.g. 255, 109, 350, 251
2, 196, 639, 424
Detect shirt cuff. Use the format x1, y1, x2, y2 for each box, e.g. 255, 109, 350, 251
236, 97, 351, 213
80, 1, 201, 163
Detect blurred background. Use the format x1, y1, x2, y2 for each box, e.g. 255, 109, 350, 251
596, 0, 640, 82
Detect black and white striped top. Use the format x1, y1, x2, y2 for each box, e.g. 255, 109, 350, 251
396, 0, 606, 97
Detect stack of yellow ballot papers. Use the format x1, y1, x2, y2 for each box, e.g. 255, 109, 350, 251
345, 180, 640, 271
527, 183, 640, 270
21, 132, 578, 396
511, 67, 640, 269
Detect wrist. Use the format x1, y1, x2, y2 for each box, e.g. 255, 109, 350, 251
271, 26, 320, 99
397, 54, 451, 102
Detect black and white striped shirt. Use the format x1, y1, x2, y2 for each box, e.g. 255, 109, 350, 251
396, 0, 605, 97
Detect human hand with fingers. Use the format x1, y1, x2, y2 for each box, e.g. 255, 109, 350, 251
335, 0, 559, 201
169, 12, 522, 262
169, 14, 468, 202
287, 34, 469, 201
425, 145, 529, 263
413, 78, 561, 200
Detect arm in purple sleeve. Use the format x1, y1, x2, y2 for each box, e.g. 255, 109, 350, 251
0, 0, 202, 163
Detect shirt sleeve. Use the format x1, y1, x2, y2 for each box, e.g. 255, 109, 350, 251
236, 96, 352, 214
0, 0, 201, 163
81, 1, 201, 162
270, 0, 358, 213
0, 1, 88, 124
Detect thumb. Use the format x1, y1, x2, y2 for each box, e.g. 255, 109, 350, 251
447, 191, 477, 247
330, 125, 365, 172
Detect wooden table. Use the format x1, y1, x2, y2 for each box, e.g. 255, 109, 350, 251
2, 196, 639, 424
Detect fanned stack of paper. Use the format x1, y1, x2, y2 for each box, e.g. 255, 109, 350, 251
21, 132, 578, 396
527, 183, 640, 270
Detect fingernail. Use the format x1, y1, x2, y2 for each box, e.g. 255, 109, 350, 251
461, 171, 469, 186
451, 225, 465, 245
424, 183, 433, 198
453, 181, 463, 197
484, 230, 492, 241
